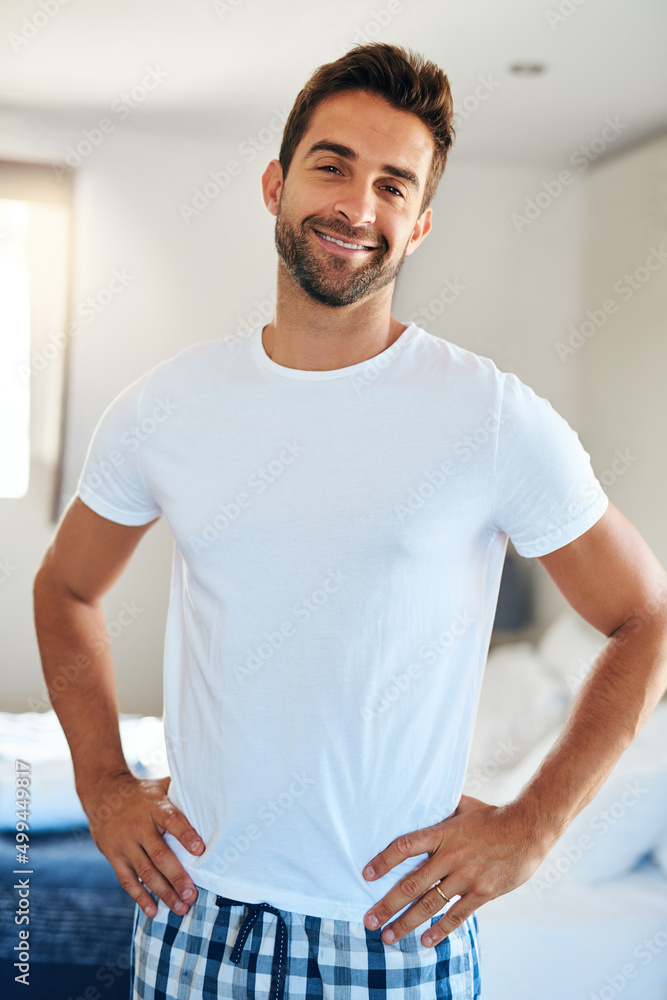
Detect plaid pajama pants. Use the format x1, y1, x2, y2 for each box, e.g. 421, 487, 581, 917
129, 884, 481, 999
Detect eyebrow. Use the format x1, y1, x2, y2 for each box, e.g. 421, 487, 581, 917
303, 140, 421, 193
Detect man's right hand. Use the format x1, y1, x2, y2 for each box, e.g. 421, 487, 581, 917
80, 770, 206, 917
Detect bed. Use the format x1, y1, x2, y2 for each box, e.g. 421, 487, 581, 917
0, 715, 166, 1000
470, 611, 667, 998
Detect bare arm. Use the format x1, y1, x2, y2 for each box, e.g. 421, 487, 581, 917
513, 499, 667, 841
33, 497, 151, 791
33, 496, 205, 917
358, 500, 667, 949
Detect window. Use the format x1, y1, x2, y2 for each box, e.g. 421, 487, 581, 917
0, 161, 73, 517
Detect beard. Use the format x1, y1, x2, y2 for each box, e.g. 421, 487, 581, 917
274, 201, 408, 308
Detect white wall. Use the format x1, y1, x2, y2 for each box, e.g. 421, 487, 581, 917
579, 136, 667, 569
0, 107, 624, 713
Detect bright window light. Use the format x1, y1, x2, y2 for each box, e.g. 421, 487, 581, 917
0, 199, 31, 498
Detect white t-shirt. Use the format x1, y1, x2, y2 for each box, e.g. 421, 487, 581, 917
76, 321, 608, 922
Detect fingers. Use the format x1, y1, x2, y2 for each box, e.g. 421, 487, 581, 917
156, 799, 205, 858
422, 895, 479, 948
144, 833, 200, 911
364, 827, 439, 884
85, 775, 208, 918
112, 838, 198, 917
367, 875, 448, 937
375, 882, 472, 948
148, 799, 206, 913
115, 859, 163, 917
131, 783, 207, 911
364, 862, 441, 932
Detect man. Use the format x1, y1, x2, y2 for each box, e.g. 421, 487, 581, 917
33, 42, 667, 1000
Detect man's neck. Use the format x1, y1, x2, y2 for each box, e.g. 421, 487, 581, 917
261, 277, 407, 372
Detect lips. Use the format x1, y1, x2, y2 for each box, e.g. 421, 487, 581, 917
312, 227, 377, 251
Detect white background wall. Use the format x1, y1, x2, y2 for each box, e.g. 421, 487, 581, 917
1, 107, 664, 714
580, 137, 667, 563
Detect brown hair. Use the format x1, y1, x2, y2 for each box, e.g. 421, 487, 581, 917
278, 42, 456, 218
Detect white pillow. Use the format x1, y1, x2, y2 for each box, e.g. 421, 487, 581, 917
490, 699, 667, 887
2, 755, 89, 829
537, 610, 607, 697
481, 722, 562, 806
0, 710, 168, 830
121, 714, 170, 779
466, 641, 568, 786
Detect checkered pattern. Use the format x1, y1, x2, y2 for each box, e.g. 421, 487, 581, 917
129, 884, 481, 999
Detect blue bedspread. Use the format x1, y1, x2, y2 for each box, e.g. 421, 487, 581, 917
0, 827, 135, 999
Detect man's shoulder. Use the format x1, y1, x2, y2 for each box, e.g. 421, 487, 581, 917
409, 323, 506, 386
132, 333, 249, 396
150, 335, 234, 374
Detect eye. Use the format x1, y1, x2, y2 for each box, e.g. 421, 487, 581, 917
315, 166, 404, 198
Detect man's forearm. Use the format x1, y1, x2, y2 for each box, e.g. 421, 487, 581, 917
510, 607, 667, 851
33, 572, 131, 801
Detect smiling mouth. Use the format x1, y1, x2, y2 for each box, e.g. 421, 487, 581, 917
313, 229, 377, 251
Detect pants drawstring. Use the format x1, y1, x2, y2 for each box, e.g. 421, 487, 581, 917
215, 895, 288, 1000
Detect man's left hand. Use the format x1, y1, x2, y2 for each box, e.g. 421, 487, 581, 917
362, 794, 552, 947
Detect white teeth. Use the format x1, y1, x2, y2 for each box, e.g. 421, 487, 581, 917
316, 230, 372, 250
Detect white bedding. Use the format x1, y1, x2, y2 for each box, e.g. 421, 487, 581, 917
478, 860, 667, 1000
466, 610, 667, 999
0, 711, 168, 829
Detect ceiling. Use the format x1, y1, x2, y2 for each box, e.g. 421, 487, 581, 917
1, 0, 666, 168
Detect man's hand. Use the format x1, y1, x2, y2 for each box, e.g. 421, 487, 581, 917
362, 794, 549, 948
80, 770, 206, 918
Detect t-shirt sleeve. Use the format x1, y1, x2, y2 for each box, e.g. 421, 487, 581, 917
490, 371, 608, 558
75, 371, 163, 526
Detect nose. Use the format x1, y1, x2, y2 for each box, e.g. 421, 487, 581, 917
333, 176, 377, 229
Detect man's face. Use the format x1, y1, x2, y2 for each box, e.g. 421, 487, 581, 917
272, 90, 434, 308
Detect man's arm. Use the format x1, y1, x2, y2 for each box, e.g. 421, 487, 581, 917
33, 496, 205, 918
511, 498, 667, 840
360, 499, 667, 947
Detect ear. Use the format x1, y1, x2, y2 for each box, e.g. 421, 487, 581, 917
404, 206, 433, 257
261, 159, 284, 217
